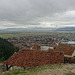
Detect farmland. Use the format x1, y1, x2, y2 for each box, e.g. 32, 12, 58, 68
0, 31, 75, 39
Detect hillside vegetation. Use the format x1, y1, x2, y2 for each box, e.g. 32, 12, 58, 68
0, 64, 75, 75
0, 38, 19, 61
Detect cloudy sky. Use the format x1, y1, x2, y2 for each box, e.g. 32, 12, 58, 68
0, 0, 75, 29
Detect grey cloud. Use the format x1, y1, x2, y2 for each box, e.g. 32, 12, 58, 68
0, 0, 75, 28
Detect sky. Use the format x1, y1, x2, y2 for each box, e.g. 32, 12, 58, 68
0, 0, 75, 29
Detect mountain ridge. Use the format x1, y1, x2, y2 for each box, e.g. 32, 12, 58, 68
0, 27, 75, 31
56, 27, 75, 31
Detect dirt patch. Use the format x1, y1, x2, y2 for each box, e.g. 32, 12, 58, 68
37, 64, 75, 75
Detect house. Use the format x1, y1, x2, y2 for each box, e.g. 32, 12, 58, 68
31, 43, 54, 51
3, 48, 63, 71
61, 41, 75, 45
55, 43, 75, 57
40, 46, 54, 51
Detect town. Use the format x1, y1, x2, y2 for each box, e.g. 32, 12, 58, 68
7, 34, 75, 50
0, 31, 75, 75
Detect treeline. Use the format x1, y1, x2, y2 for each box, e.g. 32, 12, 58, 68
0, 38, 19, 61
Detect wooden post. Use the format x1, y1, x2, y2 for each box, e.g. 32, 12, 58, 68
6, 64, 8, 71
8, 65, 12, 70
6, 64, 12, 71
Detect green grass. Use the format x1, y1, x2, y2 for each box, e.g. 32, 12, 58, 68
0, 63, 64, 75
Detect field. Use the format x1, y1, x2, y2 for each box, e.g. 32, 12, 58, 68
0, 64, 75, 75
0, 31, 75, 39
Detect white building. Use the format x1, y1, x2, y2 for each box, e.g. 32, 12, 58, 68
61, 41, 75, 45
40, 46, 54, 51
68, 41, 75, 45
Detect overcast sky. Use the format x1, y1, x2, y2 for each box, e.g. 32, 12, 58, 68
0, 0, 75, 29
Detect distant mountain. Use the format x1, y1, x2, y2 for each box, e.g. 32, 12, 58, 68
0, 28, 27, 31
0, 27, 55, 31
0, 27, 75, 31
30, 27, 55, 30
56, 27, 75, 31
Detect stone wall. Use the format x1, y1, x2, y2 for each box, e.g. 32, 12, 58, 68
0, 63, 7, 72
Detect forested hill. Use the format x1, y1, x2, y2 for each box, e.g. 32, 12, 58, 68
0, 38, 19, 61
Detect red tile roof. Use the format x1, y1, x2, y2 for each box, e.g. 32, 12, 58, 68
3, 49, 63, 68
48, 49, 55, 52
32, 43, 40, 50
55, 44, 75, 55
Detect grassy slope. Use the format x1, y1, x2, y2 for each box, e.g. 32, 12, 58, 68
1, 64, 75, 75
0, 64, 67, 75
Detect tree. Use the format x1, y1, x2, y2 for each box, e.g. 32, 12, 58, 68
0, 38, 19, 61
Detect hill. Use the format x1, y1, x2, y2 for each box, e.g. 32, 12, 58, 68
0, 27, 55, 31
0, 27, 75, 31
0, 38, 19, 61
56, 27, 75, 31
